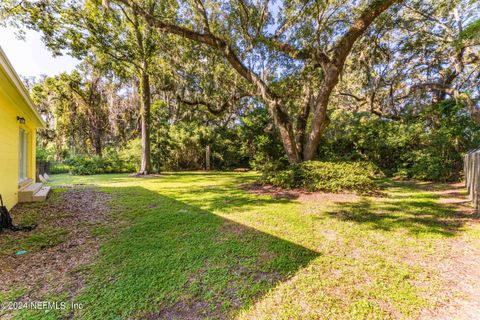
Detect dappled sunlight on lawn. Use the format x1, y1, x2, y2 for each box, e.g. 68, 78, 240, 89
325, 181, 473, 238
74, 185, 319, 319
30, 172, 479, 319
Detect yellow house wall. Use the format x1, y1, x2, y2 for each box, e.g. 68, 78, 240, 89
0, 68, 38, 210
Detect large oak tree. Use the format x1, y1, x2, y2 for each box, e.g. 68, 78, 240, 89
9, 0, 169, 173
112, 0, 403, 163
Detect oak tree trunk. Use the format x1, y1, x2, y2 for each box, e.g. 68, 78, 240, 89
205, 145, 211, 170
268, 102, 303, 163
302, 65, 341, 161
94, 136, 102, 157
139, 68, 152, 174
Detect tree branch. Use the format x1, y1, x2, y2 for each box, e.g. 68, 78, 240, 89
193, 0, 211, 33
116, 0, 277, 101
332, 0, 402, 67
337, 92, 366, 102
176, 92, 249, 115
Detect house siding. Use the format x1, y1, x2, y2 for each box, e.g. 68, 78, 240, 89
0, 66, 38, 210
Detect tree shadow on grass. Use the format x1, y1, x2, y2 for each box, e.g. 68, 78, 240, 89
76, 186, 318, 320
326, 181, 477, 237
149, 174, 295, 214
168, 185, 294, 214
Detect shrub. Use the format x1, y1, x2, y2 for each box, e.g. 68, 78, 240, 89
50, 163, 71, 174
102, 149, 137, 173
402, 150, 459, 182
64, 152, 136, 175
317, 101, 480, 182
118, 139, 142, 172
261, 161, 379, 193
65, 156, 101, 175
36, 146, 52, 162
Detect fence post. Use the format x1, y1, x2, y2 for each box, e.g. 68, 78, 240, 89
468, 153, 473, 197
474, 153, 479, 210
475, 154, 477, 210
470, 153, 476, 202
465, 153, 470, 189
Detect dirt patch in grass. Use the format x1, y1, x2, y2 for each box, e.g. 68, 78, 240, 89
146, 300, 211, 320
0, 187, 112, 317
242, 183, 359, 203
432, 182, 479, 215
218, 220, 247, 236
402, 182, 480, 319
419, 237, 480, 320
129, 173, 165, 179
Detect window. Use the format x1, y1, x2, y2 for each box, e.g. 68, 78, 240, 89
19, 128, 28, 181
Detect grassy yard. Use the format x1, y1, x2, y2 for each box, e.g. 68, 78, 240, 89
2, 172, 480, 319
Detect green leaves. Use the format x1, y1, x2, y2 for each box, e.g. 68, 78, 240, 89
261, 160, 379, 193
456, 18, 480, 47
318, 101, 480, 182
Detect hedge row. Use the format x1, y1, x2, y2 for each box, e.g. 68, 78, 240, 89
261, 161, 379, 193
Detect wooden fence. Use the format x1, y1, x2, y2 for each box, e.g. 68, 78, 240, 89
464, 148, 480, 210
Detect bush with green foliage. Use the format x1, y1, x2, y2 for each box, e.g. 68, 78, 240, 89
148, 104, 284, 171
317, 101, 480, 181
36, 146, 54, 162
49, 163, 71, 174
64, 156, 100, 175
238, 108, 287, 170
63, 151, 137, 175
261, 161, 379, 193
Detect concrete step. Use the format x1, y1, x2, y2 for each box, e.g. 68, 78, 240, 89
19, 178, 33, 188
20, 182, 43, 195
32, 186, 51, 202
19, 182, 44, 202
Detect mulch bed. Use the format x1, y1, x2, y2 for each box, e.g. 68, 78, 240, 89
0, 187, 112, 315
241, 183, 359, 203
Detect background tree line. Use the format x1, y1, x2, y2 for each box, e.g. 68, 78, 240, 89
1, 0, 479, 180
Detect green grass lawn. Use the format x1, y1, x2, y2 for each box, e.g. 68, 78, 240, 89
6, 172, 480, 319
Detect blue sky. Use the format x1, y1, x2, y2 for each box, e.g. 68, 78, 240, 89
0, 26, 79, 78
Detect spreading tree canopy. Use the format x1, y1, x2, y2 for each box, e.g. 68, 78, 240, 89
2, 0, 479, 165
110, 0, 404, 163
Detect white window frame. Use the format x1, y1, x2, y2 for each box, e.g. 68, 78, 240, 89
19, 128, 28, 182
